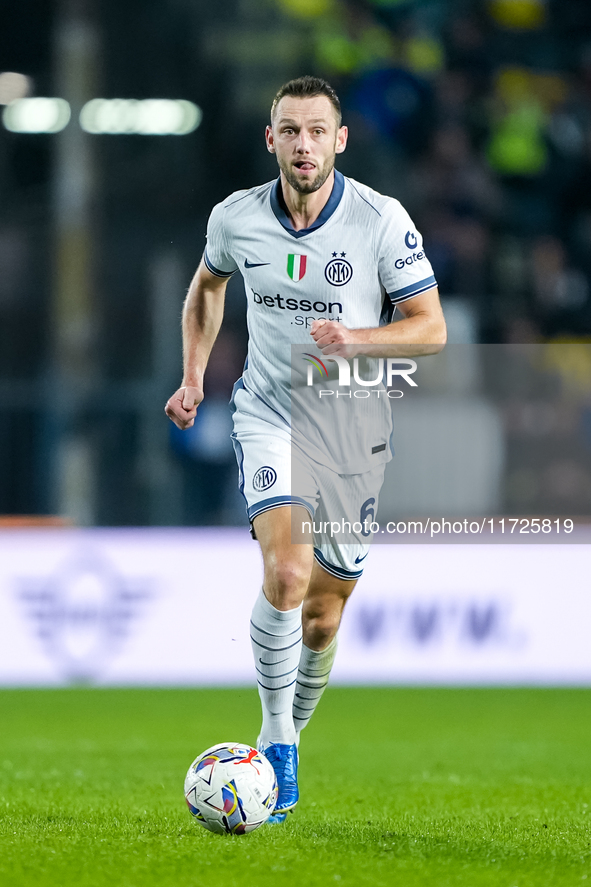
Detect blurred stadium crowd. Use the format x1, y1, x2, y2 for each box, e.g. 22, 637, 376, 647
1, 0, 590, 525
285, 0, 591, 342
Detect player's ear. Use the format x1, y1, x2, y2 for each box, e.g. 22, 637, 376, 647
265, 124, 276, 153
335, 125, 348, 155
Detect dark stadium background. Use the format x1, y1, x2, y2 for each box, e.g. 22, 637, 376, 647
2, 9, 591, 883
1, 0, 591, 527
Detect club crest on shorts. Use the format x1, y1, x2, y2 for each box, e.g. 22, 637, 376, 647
253, 466, 277, 492
287, 254, 307, 281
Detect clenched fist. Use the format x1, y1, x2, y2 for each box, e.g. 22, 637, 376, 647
165, 385, 203, 429
310, 319, 360, 357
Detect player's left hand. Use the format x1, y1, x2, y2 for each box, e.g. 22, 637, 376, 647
310, 319, 360, 357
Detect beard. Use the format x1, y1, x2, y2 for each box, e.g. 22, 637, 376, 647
278, 154, 335, 194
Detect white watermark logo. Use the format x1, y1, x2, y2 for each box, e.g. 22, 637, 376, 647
304, 356, 418, 399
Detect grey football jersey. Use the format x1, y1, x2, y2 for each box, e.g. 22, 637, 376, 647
204, 170, 436, 472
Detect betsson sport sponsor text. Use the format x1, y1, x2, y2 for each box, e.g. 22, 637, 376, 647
251, 287, 343, 327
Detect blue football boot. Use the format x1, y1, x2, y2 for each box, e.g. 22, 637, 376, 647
259, 742, 299, 823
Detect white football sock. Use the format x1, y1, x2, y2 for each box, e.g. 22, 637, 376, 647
293, 636, 338, 735
250, 588, 302, 747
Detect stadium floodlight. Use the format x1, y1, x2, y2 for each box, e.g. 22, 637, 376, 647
79, 99, 202, 135
2, 97, 71, 133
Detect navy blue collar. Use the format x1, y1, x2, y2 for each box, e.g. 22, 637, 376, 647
270, 169, 345, 239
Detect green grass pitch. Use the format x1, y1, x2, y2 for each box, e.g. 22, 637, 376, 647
1, 688, 590, 887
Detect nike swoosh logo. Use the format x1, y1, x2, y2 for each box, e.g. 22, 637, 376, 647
354, 553, 369, 564
259, 657, 289, 666
244, 259, 270, 268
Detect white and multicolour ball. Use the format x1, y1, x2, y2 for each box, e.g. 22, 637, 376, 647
184, 743, 278, 835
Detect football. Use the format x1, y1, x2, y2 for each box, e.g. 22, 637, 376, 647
184, 743, 278, 835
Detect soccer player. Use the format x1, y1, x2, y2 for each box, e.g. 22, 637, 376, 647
166, 76, 446, 823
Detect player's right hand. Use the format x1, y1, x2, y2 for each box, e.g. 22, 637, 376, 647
165, 385, 203, 429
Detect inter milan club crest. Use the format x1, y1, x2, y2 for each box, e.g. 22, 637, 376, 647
325, 252, 353, 286
287, 254, 307, 281
253, 466, 277, 492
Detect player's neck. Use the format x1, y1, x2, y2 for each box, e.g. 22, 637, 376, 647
280, 170, 335, 232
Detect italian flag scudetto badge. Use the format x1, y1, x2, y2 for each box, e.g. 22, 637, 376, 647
287, 254, 307, 281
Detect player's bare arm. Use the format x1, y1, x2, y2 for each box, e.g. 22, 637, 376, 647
310, 286, 447, 357
165, 258, 228, 430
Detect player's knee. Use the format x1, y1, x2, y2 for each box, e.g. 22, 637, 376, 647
264, 558, 310, 609
304, 610, 340, 649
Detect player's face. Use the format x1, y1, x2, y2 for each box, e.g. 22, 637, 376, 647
266, 96, 347, 194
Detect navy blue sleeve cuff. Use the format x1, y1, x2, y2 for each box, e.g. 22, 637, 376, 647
387, 275, 437, 304
204, 249, 236, 278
